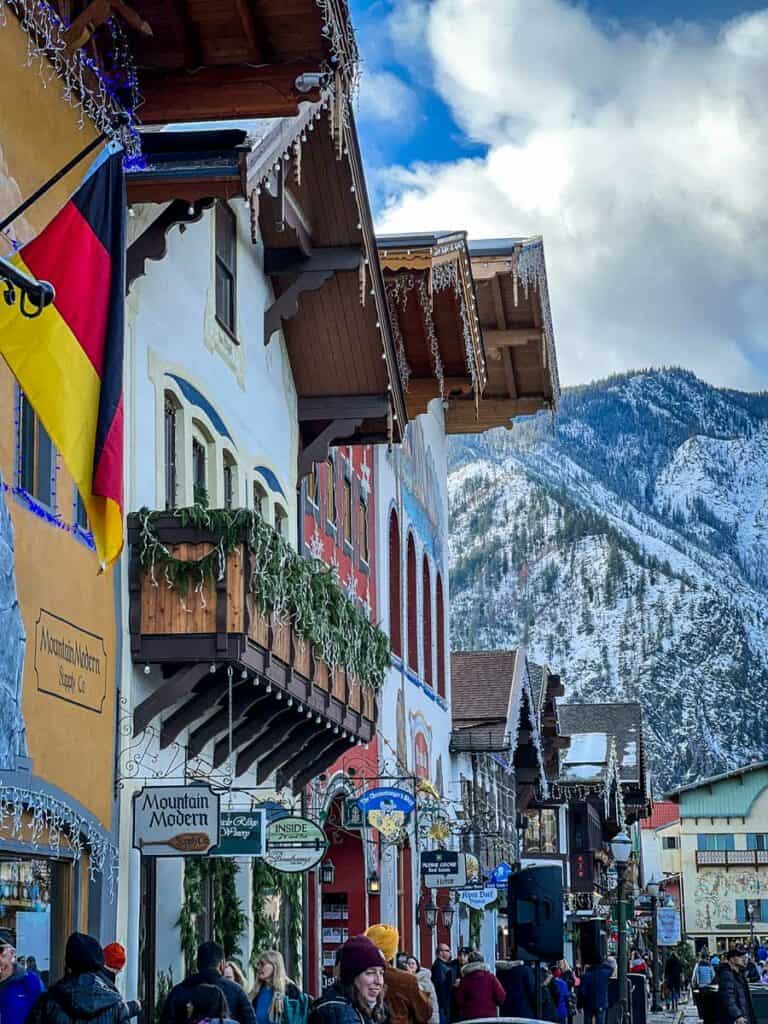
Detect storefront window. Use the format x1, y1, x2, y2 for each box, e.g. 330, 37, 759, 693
524, 808, 559, 853
0, 857, 56, 984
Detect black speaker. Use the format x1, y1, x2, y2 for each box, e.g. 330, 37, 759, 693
578, 919, 608, 965
508, 865, 564, 961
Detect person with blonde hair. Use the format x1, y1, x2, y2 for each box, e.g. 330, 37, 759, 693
250, 951, 307, 1024
223, 964, 247, 989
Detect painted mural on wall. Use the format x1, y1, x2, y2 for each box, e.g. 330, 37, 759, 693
388, 418, 446, 566
693, 869, 768, 930
0, 475, 28, 769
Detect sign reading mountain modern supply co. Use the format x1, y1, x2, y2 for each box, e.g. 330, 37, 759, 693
133, 785, 220, 856
210, 810, 266, 857
421, 850, 467, 888
263, 816, 328, 873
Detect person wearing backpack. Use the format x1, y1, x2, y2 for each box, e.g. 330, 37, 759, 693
250, 951, 308, 1024
0, 933, 44, 1024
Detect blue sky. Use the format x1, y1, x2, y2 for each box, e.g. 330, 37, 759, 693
350, 0, 768, 390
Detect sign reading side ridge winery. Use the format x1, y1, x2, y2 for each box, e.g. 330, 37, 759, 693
133, 785, 220, 856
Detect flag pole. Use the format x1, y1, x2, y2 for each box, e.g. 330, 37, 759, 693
0, 130, 109, 234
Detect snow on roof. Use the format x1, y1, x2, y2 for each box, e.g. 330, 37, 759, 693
624, 741, 638, 768
562, 763, 604, 782
564, 731, 608, 765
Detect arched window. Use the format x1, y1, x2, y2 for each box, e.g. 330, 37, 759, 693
253, 480, 268, 519
191, 419, 214, 506
223, 450, 237, 509
436, 573, 446, 698
163, 391, 180, 510
388, 510, 401, 657
274, 502, 288, 538
407, 533, 418, 673
422, 556, 432, 687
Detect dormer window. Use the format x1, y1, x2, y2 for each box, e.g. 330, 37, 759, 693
215, 202, 237, 336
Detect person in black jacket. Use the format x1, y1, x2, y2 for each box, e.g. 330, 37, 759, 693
30, 934, 129, 1024
430, 943, 456, 1024
310, 937, 389, 1024
498, 960, 536, 1019
717, 946, 756, 1024
161, 942, 257, 1024
664, 953, 682, 1011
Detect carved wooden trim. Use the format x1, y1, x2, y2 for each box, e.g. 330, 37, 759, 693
126, 199, 215, 294
133, 663, 210, 737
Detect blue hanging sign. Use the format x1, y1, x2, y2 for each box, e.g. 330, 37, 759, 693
489, 861, 513, 886
357, 787, 416, 814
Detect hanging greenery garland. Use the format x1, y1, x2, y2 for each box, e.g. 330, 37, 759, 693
137, 506, 390, 689
250, 860, 302, 974
176, 858, 247, 973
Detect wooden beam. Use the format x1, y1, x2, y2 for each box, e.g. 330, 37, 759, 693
298, 395, 389, 421
502, 348, 518, 399
289, 737, 352, 794
444, 396, 551, 434
263, 247, 362, 344
483, 328, 542, 348
255, 720, 319, 785
137, 63, 322, 125
157, 677, 229, 748
233, 0, 265, 62
133, 663, 210, 736
127, 199, 215, 294
298, 419, 362, 479
210, 692, 272, 767
491, 275, 507, 330
235, 707, 296, 775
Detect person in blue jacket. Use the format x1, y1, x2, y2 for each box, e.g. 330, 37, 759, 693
576, 960, 613, 1024
0, 934, 45, 1024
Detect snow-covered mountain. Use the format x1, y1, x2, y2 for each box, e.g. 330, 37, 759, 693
448, 368, 768, 790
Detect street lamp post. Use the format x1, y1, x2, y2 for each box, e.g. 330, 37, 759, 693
747, 902, 755, 951
611, 831, 632, 1024
647, 878, 662, 1013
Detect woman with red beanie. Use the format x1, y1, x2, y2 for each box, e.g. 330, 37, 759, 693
309, 937, 389, 1024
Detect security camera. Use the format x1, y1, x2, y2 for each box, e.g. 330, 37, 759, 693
295, 71, 328, 93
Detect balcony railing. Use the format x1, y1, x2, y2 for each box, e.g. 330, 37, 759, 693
696, 850, 767, 868
127, 508, 386, 789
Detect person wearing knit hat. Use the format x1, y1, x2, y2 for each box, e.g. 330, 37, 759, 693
32, 932, 131, 1024
309, 937, 386, 1024
364, 927, 432, 1024
100, 942, 141, 1021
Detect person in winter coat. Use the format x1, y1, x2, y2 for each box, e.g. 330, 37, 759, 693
453, 953, 505, 1022
717, 946, 756, 1024
664, 954, 682, 1011
29, 933, 129, 1024
576, 960, 613, 1024
189, 985, 238, 1024
693, 957, 716, 989
430, 944, 456, 1024
162, 942, 256, 1024
365, 926, 431, 1024
99, 943, 140, 1022
250, 950, 306, 1024
0, 934, 45, 1024
549, 970, 570, 1024
309, 937, 388, 1024
497, 960, 536, 1019
403, 959, 439, 1024
756, 943, 768, 966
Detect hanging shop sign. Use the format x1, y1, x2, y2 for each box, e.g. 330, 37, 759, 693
488, 861, 513, 887
263, 815, 329, 873
342, 798, 365, 830
357, 786, 415, 837
657, 907, 681, 946
421, 850, 467, 889
133, 784, 220, 856
210, 809, 266, 857
458, 886, 498, 910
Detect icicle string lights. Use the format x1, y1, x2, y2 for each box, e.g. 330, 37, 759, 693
516, 240, 561, 401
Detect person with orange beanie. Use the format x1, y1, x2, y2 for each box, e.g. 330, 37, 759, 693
100, 943, 141, 1021
365, 926, 432, 1024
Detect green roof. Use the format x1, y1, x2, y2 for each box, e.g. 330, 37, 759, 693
667, 763, 768, 819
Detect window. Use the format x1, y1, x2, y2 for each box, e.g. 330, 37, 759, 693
274, 504, 288, 538
307, 465, 318, 506
74, 489, 88, 530
192, 437, 207, 502
662, 836, 678, 850
253, 481, 268, 518
215, 202, 237, 335
436, 572, 446, 698
18, 390, 54, 507
747, 834, 768, 851
406, 533, 418, 673
164, 393, 179, 510
359, 497, 369, 564
524, 808, 559, 853
736, 900, 768, 923
326, 459, 337, 525
389, 510, 401, 657
343, 474, 353, 546
223, 452, 237, 510
697, 834, 735, 851
422, 557, 432, 687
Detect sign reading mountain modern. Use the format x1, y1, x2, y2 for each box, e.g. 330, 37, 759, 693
133, 785, 220, 856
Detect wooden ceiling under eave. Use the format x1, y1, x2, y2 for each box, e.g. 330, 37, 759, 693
378, 234, 486, 423
120, 0, 359, 124
253, 104, 406, 466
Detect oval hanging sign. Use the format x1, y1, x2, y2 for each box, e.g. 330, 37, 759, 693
357, 786, 416, 814
263, 816, 329, 873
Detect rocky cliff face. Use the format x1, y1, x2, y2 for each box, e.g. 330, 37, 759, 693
0, 477, 27, 769
448, 369, 768, 790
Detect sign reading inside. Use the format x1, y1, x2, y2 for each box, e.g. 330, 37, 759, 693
210, 810, 266, 857
34, 610, 107, 713
421, 850, 467, 888
133, 785, 220, 856
264, 816, 328, 873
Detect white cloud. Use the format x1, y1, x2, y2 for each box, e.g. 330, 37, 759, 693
375, 0, 768, 390
357, 69, 421, 129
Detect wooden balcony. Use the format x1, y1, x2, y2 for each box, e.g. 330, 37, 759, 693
695, 850, 768, 869
128, 512, 380, 792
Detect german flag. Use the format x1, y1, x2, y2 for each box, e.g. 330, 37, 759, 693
0, 150, 125, 566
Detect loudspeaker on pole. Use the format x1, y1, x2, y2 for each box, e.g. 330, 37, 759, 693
508, 865, 564, 962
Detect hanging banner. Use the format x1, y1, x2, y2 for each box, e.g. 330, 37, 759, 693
209, 809, 266, 857
263, 815, 329, 873
421, 850, 467, 888
458, 886, 498, 910
357, 786, 415, 838
133, 785, 220, 856
657, 907, 681, 946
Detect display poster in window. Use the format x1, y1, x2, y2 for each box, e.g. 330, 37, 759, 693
133, 784, 220, 856
263, 816, 329, 873
209, 809, 266, 857
657, 907, 681, 945
34, 610, 107, 713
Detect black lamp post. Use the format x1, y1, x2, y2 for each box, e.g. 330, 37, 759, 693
441, 902, 456, 931
611, 831, 632, 1022
423, 897, 439, 930
647, 878, 662, 1012
367, 871, 381, 896
320, 860, 335, 886
747, 902, 756, 950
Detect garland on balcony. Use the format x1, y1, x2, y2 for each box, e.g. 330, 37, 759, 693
137, 505, 390, 690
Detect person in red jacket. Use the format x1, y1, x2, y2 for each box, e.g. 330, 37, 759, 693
454, 953, 505, 1022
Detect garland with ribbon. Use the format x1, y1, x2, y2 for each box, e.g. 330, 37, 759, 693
137, 505, 390, 689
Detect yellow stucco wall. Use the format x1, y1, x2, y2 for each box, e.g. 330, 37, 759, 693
0, 15, 117, 830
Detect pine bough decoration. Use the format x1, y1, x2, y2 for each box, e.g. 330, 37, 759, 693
138, 505, 390, 690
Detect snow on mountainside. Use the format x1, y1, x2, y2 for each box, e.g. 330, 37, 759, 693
447, 368, 768, 790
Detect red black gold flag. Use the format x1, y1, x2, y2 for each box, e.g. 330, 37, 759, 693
0, 150, 125, 566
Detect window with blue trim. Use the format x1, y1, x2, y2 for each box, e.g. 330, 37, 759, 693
736, 899, 768, 922
17, 389, 55, 509
74, 488, 88, 530
697, 834, 734, 851
747, 834, 768, 851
